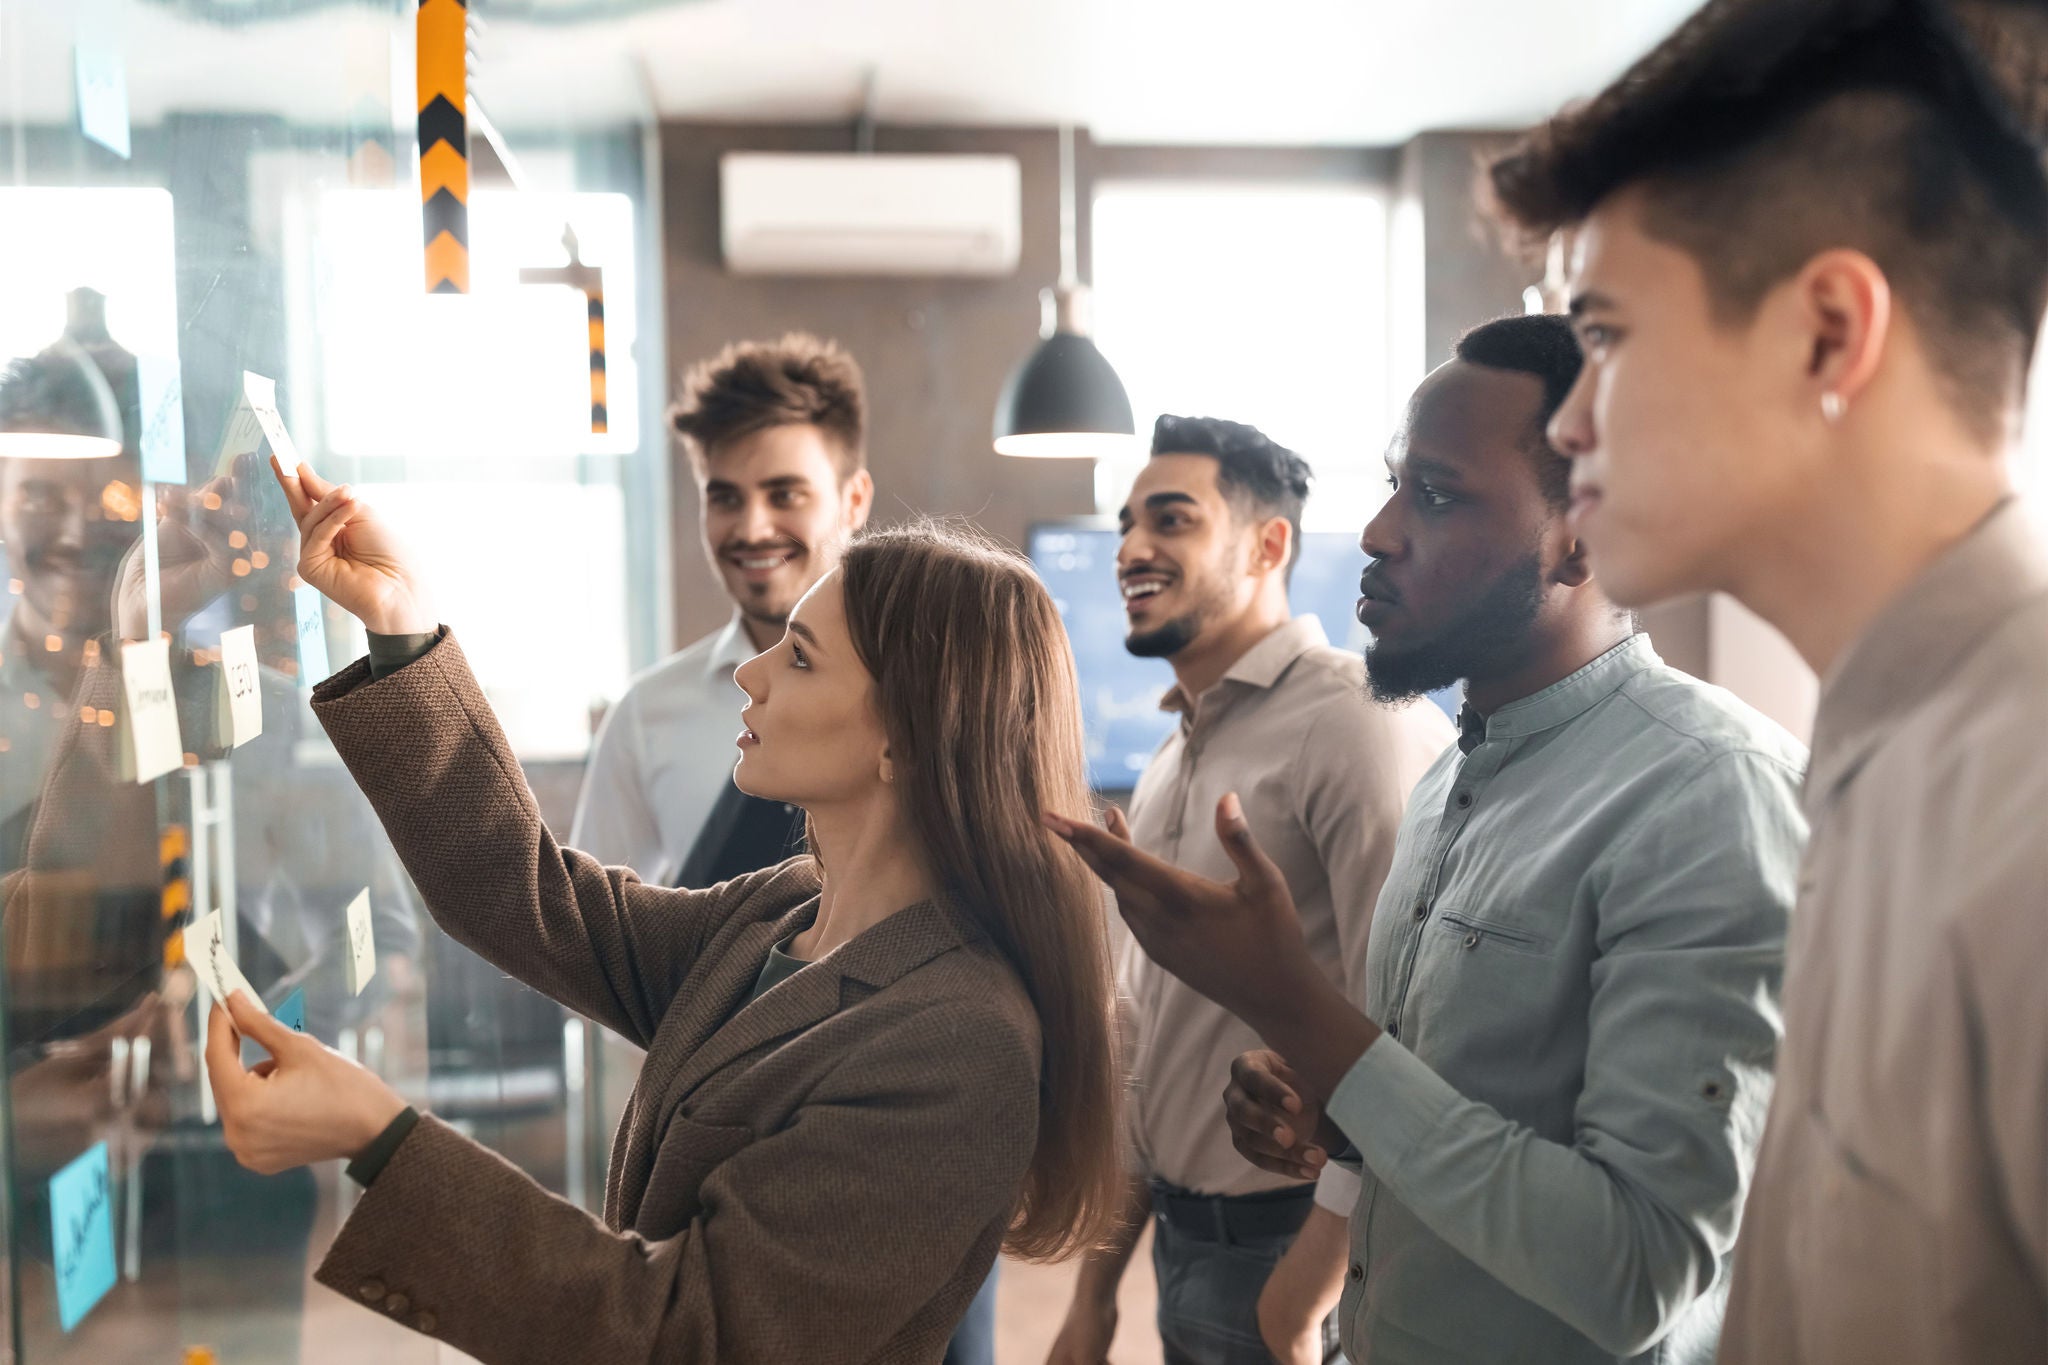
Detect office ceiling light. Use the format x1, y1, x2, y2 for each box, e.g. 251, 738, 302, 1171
993, 125, 1135, 459
0, 337, 123, 460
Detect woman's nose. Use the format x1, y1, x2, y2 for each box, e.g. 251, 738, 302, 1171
732, 653, 766, 703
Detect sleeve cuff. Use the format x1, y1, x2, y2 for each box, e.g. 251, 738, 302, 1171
365, 630, 442, 681
1325, 1034, 1460, 1186
1313, 1160, 1361, 1215
346, 1106, 422, 1187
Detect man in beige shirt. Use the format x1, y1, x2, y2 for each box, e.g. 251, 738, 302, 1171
1488, 0, 2048, 1359
1048, 416, 1450, 1365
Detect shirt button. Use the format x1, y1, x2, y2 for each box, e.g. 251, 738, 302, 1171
384, 1293, 410, 1315
1455, 791, 1473, 809
413, 1311, 439, 1334
1386, 1021, 1400, 1039
1412, 901, 1428, 922
1349, 1262, 1364, 1283
358, 1281, 386, 1302
1464, 931, 1480, 950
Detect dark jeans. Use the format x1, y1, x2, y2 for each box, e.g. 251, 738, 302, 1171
942, 1261, 999, 1365
1151, 1186, 1343, 1365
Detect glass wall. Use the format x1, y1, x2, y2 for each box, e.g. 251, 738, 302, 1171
0, 2, 665, 1359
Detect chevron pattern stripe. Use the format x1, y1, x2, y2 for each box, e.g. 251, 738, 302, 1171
417, 0, 468, 294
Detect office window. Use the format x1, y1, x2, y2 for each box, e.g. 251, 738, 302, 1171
1091, 181, 1390, 532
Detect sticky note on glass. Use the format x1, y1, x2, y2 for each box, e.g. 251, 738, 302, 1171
182, 909, 262, 1012
293, 583, 329, 688
117, 637, 183, 784
137, 352, 186, 484
344, 890, 376, 996
215, 371, 298, 474
73, 41, 130, 160
214, 624, 262, 748
49, 1141, 116, 1331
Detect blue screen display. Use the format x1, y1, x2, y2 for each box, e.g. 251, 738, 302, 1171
1029, 523, 1458, 792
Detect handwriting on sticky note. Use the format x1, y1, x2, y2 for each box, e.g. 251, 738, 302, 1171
118, 637, 184, 784
50, 1141, 116, 1331
293, 583, 329, 688
137, 352, 186, 484
215, 372, 298, 474
344, 890, 376, 996
215, 624, 262, 748
181, 909, 260, 1012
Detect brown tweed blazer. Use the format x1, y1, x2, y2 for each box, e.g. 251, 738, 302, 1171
306, 631, 1043, 1364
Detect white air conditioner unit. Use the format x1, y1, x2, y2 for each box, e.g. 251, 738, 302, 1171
720, 152, 1022, 277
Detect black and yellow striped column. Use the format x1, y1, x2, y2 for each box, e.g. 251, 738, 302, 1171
587, 290, 607, 434
160, 825, 191, 967
417, 0, 469, 294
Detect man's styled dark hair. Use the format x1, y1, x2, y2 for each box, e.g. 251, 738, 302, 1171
670, 332, 866, 477
1150, 414, 1314, 572
1453, 314, 1586, 512
1488, 0, 2048, 439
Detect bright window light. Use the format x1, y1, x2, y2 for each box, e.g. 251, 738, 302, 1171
1091, 182, 1389, 530
0, 187, 178, 366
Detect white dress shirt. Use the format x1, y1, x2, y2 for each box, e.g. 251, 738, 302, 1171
570, 615, 758, 884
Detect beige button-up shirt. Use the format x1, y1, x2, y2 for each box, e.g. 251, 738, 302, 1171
1121, 616, 1454, 1196
1721, 499, 2048, 1364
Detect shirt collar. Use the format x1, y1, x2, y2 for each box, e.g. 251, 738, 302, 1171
1159, 615, 1330, 716
1468, 633, 1661, 746
707, 613, 758, 678
1806, 497, 2048, 810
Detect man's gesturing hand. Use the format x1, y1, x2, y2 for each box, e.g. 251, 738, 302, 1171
1043, 793, 1318, 1025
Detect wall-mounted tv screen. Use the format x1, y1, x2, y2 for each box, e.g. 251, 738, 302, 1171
1028, 523, 1459, 792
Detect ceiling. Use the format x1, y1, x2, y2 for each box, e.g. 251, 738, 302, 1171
13, 0, 1706, 145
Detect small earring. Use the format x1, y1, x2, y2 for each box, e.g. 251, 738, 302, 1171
1820, 391, 1847, 425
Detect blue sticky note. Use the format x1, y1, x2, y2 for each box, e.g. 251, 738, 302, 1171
294, 584, 329, 689
49, 1142, 116, 1332
73, 42, 130, 160
137, 353, 186, 484
275, 986, 306, 1036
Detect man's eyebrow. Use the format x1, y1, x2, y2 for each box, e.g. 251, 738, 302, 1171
1143, 491, 1199, 511
1403, 452, 1467, 482
757, 475, 812, 489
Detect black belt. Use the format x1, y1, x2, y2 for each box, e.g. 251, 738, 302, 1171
1149, 1179, 1317, 1246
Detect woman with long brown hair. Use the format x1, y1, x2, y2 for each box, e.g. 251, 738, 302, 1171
202, 457, 1122, 1363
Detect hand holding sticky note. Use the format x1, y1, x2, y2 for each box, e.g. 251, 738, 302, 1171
182, 909, 262, 1013
49, 1141, 116, 1332
215, 371, 299, 474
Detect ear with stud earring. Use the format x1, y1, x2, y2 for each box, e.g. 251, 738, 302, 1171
1821, 391, 1847, 425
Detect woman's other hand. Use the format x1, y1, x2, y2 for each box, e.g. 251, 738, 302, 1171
269, 456, 435, 636
206, 990, 408, 1175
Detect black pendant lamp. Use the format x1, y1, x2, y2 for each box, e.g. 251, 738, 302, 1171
993, 125, 1136, 459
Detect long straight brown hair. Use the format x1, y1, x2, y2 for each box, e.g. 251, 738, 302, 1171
835, 522, 1122, 1261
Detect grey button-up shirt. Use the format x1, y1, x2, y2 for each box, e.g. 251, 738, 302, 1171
1325, 635, 1808, 1364
1721, 499, 2048, 1365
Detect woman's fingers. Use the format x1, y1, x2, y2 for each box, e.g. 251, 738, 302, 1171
296, 461, 337, 503
270, 455, 310, 521
203, 1004, 251, 1100
224, 990, 300, 1059
298, 486, 357, 563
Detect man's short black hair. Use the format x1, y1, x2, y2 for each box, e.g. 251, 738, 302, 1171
1453, 314, 1586, 512
1488, 0, 2048, 440
1150, 414, 1314, 572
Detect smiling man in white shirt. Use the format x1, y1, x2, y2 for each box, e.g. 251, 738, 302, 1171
572, 333, 872, 885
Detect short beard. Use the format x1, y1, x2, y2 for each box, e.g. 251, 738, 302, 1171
1125, 614, 1202, 658
1366, 550, 1546, 704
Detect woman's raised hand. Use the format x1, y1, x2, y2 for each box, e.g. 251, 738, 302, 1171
270, 455, 435, 636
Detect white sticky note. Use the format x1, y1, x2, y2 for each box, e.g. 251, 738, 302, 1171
344, 890, 376, 996
182, 909, 262, 1013
293, 584, 329, 690
137, 352, 186, 485
116, 637, 183, 784
215, 371, 298, 475
73, 41, 130, 160
214, 624, 262, 748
